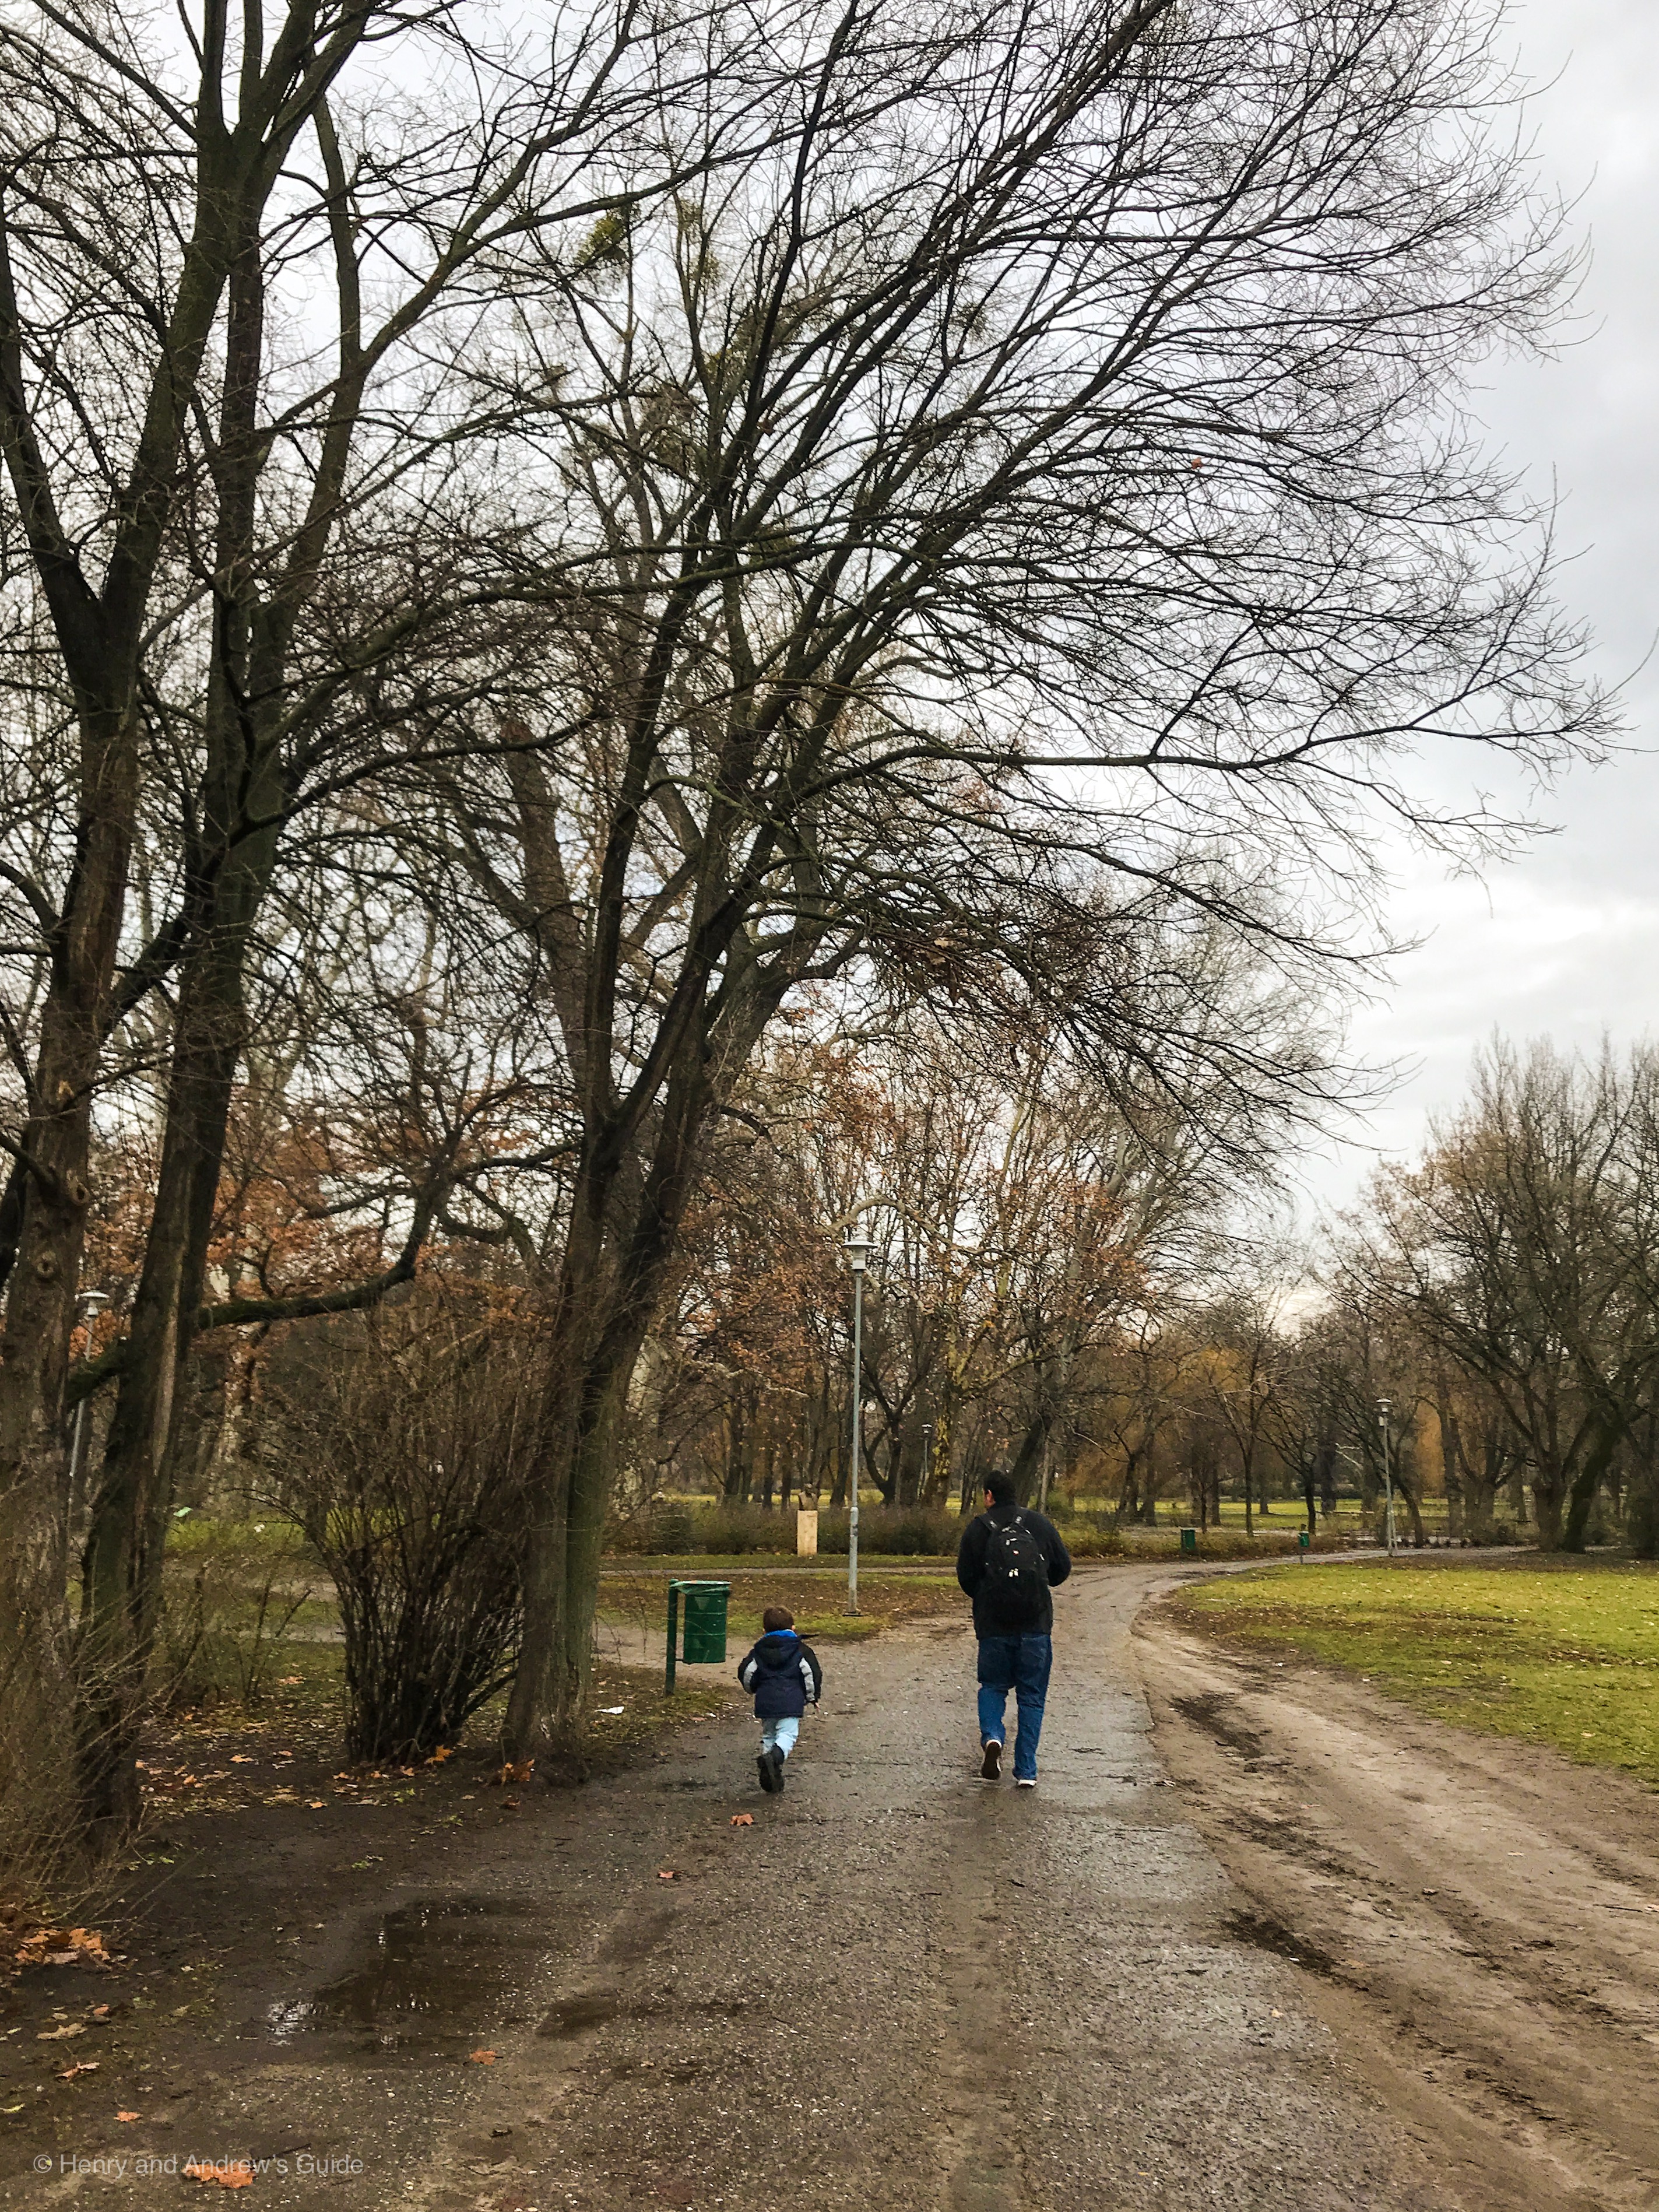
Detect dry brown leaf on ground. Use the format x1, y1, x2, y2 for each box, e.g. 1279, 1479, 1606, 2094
183, 2158, 254, 2188
729, 1814, 754, 1827
657, 1869, 677, 1881
56, 2062, 98, 2078
425, 1745, 454, 1765
37, 2023, 85, 2041
497, 1760, 534, 1786
116, 2111, 139, 2123
16, 1926, 109, 1969
469, 2049, 497, 2064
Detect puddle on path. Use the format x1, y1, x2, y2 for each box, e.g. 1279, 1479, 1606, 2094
265, 1897, 537, 2056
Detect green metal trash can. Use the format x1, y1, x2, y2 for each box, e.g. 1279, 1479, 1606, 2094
1179, 1526, 1198, 1554
664, 1579, 732, 1691
680, 1580, 730, 1662
1297, 1529, 1311, 1550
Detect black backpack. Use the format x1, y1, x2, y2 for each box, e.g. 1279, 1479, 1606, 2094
986, 1512, 1048, 1616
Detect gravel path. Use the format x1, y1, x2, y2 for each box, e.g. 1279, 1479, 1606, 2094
406, 1564, 1452, 2211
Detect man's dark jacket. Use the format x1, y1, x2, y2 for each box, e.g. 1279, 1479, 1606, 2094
956, 1502, 1072, 1637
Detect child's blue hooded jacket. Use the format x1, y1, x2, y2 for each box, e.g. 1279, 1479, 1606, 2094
736, 1629, 823, 1718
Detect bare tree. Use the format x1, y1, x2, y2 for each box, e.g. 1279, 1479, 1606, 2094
1, 0, 829, 1847
422, 0, 1610, 1753
1348, 1040, 1659, 1549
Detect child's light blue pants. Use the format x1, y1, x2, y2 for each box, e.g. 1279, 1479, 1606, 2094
761, 1716, 800, 1758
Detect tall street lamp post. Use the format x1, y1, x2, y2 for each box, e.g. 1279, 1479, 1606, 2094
844, 1233, 874, 1616
1376, 1397, 1397, 1557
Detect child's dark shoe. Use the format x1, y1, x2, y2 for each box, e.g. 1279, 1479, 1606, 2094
769, 1747, 787, 1792
757, 1751, 778, 1793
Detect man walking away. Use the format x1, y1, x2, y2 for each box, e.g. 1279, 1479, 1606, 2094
956, 1468, 1071, 1788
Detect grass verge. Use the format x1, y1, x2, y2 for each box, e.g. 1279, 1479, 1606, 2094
1170, 1556, 1659, 1785
600, 1565, 963, 1648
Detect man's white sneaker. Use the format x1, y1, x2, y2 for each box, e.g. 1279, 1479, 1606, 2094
1015, 1777, 1036, 1790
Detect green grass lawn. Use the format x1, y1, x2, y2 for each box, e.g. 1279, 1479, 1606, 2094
600, 1565, 963, 1646
1172, 1557, 1659, 1785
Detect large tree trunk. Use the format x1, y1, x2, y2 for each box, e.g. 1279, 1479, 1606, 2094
1531, 1469, 1563, 1549
74, 922, 255, 1842
506, 1042, 718, 1763
1562, 1420, 1621, 1554
71, 223, 290, 1845
0, 704, 136, 1859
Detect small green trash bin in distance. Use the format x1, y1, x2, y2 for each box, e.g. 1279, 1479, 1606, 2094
1179, 1526, 1198, 1554
679, 1580, 730, 1663
1297, 1529, 1311, 1551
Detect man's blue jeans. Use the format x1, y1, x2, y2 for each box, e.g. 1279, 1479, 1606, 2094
976, 1633, 1052, 1782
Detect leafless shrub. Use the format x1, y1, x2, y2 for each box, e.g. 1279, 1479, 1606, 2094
262, 1284, 542, 1761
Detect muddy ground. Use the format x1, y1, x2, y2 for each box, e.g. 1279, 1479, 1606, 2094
1138, 1595, 1659, 2212
2, 1563, 1653, 2209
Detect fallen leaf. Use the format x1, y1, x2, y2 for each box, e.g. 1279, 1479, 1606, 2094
183, 2158, 254, 2188
424, 1746, 454, 1765
276, 1676, 302, 1686
729, 1814, 754, 1828
305, 1800, 326, 1809
469, 2049, 497, 2065
90, 2005, 110, 2020
657, 1870, 677, 1882
497, 1760, 534, 1786
230, 1755, 255, 1765
597, 1706, 625, 1715
37, 2024, 85, 2041
16, 1926, 109, 1969
117, 2111, 140, 2123
502, 1796, 521, 1810
56, 2061, 99, 2078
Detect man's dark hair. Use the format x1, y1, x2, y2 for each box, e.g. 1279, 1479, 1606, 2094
984, 1470, 1017, 1507
762, 1606, 795, 1632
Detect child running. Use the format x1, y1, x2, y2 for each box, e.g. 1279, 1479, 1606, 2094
736, 1606, 823, 1793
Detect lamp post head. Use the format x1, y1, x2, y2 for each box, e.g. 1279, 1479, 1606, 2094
843, 1232, 874, 1276
79, 1288, 111, 1317
1376, 1396, 1391, 1425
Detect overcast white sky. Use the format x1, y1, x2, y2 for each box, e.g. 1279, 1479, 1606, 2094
1302, 0, 1659, 1213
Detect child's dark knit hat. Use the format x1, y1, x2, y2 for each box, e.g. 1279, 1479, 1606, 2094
762, 1606, 795, 1632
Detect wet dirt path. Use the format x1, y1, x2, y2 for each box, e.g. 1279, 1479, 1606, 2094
405, 1565, 1450, 2212
22, 1566, 1461, 2210
1139, 1601, 1659, 2212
